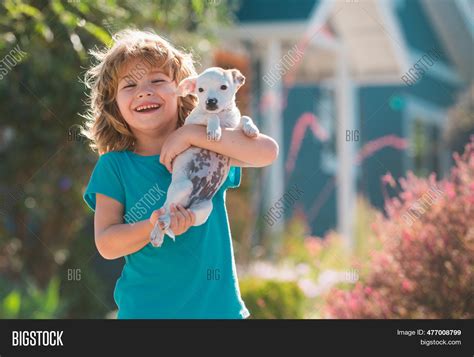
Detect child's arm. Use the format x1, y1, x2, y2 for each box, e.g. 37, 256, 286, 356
160, 124, 279, 171
94, 194, 151, 259
94, 194, 195, 259
187, 125, 279, 167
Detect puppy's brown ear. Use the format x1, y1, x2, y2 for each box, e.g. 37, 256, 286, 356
177, 76, 197, 97
230, 69, 245, 89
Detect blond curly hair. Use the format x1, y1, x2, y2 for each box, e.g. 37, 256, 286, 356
82, 29, 197, 154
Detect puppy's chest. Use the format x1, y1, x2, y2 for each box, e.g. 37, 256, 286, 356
218, 108, 241, 128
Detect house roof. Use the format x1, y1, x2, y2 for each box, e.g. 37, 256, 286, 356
227, 0, 411, 84
395, 0, 453, 66
421, 0, 474, 80
328, 0, 410, 83
228, 0, 472, 84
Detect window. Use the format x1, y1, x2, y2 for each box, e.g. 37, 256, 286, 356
405, 97, 446, 178
318, 85, 337, 173
411, 118, 441, 177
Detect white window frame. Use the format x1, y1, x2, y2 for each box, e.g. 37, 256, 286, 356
403, 95, 449, 177
317, 80, 338, 174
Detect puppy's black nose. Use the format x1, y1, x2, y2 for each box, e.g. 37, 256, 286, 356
206, 98, 218, 106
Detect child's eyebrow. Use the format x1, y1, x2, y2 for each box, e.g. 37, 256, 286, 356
118, 75, 131, 82
118, 71, 170, 83
148, 70, 171, 77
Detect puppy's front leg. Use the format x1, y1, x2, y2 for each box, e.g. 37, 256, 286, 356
206, 114, 222, 141
239, 115, 259, 138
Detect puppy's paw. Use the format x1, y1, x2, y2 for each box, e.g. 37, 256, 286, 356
207, 127, 222, 141
243, 122, 259, 138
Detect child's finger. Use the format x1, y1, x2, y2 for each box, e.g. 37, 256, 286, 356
176, 204, 191, 227
174, 206, 186, 229
150, 207, 165, 224
189, 210, 196, 226
150, 211, 157, 225
169, 204, 179, 231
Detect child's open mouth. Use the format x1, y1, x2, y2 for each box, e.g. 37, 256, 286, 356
134, 103, 162, 114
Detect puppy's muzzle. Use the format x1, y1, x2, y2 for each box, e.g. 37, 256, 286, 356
205, 98, 218, 111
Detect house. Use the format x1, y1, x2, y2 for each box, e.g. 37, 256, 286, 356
217, 0, 473, 247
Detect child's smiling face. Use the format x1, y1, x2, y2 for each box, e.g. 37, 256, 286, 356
116, 57, 179, 134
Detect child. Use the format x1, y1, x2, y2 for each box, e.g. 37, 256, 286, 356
82, 29, 278, 319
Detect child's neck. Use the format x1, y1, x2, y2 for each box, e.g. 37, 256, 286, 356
133, 142, 162, 156
132, 122, 178, 156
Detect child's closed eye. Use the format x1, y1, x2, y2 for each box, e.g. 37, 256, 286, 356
122, 83, 136, 89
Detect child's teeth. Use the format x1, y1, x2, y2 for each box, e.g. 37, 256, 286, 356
137, 104, 160, 111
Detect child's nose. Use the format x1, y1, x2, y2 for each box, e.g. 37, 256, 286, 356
136, 84, 154, 98
137, 90, 153, 98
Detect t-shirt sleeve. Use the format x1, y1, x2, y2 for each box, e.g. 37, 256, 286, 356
83, 153, 125, 211
221, 166, 242, 191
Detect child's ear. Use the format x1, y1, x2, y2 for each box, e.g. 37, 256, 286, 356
177, 76, 197, 97
230, 69, 245, 89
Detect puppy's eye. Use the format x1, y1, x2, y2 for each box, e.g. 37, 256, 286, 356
220, 85, 227, 90
198, 88, 204, 93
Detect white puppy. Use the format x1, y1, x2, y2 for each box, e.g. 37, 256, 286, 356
150, 67, 259, 247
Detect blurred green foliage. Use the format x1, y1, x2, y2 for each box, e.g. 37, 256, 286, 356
0, 276, 64, 318
240, 278, 306, 319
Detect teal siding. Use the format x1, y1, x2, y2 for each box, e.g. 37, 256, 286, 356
281, 68, 462, 234
359, 86, 405, 209
283, 86, 336, 237
236, 0, 318, 22
359, 72, 461, 210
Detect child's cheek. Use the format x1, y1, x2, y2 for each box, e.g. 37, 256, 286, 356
160, 83, 178, 96
116, 92, 131, 119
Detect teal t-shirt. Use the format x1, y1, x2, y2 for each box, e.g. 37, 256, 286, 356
83, 150, 249, 319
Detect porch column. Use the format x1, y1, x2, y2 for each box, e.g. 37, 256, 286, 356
261, 39, 285, 250
336, 49, 356, 251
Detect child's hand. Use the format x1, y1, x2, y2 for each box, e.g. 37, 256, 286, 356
149, 204, 196, 236
160, 126, 192, 173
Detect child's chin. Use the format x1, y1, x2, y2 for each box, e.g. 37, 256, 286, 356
134, 117, 167, 129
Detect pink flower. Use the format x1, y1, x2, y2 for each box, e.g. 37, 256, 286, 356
304, 237, 321, 256
402, 231, 412, 243
400, 191, 414, 202
382, 172, 397, 188
257, 298, 266, 308
348, 296, 358, 311
469, 194, 474, 205
402, 279, 413, 292
444, 182, 456, 199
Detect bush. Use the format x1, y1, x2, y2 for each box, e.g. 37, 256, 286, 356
324, 139, 474, 318
240, 278, 306, 319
